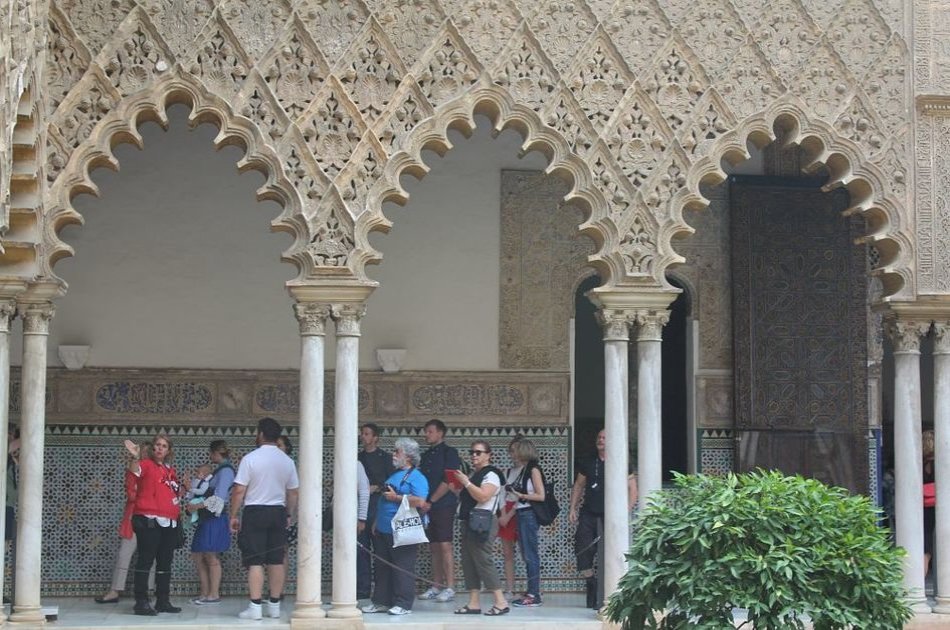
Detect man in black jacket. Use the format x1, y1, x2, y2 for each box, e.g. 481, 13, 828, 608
357, 423, 393, 600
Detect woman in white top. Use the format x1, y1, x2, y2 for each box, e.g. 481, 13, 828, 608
453, 440, 509, 616
508, 438, 545, 607
497, 437, 524, 597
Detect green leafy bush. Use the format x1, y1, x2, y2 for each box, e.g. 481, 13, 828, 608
605, 470, 912, 630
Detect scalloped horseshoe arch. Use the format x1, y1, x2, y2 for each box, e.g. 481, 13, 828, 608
42, 73, 309, 286
354, 84, 620, 289
671, 98, 913, 302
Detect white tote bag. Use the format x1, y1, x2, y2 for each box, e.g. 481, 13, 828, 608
391, 494, 429, 547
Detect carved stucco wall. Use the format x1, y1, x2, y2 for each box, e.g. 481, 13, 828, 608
914, 1, 950, 296
0, 0, 915, 300
499, 169, 594, 370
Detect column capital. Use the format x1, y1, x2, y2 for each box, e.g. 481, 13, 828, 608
886, 317, 931, 354
934, 321, 950, 355
331, 303, 366, 337
634, 309, 670, 342
596, 309, 633, 342
0, 300, 16, 335
17, 302, 54, 335
293, 302, 331, 336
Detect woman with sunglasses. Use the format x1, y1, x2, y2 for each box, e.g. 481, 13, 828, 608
453, 441, 509, 616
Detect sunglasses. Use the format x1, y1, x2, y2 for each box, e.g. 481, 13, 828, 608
469, 449, 489, 456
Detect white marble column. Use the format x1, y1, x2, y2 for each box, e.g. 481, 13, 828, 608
0, 301, 16, 624
636, 309, 669, 511
291, 303, 329, 625
888, 318, 931, 613
11, 302, 54, 625
597, 309, 632, 606
329, 304, 364, 619
934, 322, 950, 614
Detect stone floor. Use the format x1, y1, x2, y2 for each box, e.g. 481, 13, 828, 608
23, 593, 604, 629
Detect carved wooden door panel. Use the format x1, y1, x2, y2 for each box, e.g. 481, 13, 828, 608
731, 178, 869, 494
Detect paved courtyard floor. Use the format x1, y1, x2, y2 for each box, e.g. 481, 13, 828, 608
26, 593, 603, 629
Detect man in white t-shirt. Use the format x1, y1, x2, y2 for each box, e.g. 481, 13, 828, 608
229, 417, 299, 621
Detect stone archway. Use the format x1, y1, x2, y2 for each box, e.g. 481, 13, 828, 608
41, 72, 309, 285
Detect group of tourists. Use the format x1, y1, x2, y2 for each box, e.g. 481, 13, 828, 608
91, 416, 625, 619
358, 420, 629, 617
94, 417, 299, 619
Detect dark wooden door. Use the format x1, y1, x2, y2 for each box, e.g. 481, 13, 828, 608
731, 177, 869, 494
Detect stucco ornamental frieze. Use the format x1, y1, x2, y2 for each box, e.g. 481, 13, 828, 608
0, 0, 917, 299
95, 381, 214, 414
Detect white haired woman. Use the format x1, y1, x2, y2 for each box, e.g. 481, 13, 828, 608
361, 437, 429, 617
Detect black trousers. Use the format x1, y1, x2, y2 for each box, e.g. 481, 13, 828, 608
372, 532, 419, 610
575, 511, 602, 573
132, 515, 178, 601
357, 525, 374, 597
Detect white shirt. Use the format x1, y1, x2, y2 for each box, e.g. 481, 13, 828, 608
357, 461, 370, 521
234, 444, 299, 506
474, 471, 502, 511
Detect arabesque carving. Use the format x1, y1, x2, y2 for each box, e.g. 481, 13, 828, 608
0, 0, 918, 301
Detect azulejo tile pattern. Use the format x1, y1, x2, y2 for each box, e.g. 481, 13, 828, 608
36, 424, 581, 597
699, 429, 734, 476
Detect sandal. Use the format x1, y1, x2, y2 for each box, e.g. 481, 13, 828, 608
484, 605, 510, 616
454, 605, 482, 615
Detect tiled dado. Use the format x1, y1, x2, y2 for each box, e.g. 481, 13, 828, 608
9, 368, 570, 426
698, 429, 735, 476
36, 424, 579, 597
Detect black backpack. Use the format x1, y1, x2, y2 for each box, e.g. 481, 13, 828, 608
527, 463, 560, 526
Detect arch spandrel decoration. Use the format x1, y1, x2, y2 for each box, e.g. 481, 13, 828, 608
33, 0, 914, 299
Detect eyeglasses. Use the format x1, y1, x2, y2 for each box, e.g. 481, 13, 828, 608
469, 449, 488, 456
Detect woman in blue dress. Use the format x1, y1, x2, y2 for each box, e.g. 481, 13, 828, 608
186, 440, 235, 605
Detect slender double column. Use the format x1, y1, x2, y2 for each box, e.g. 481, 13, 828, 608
329, 304, 365, 619
597, 308, 632, 605
11, 302, 54, 625
291, 302, 330, 625
887, 317, 931, 613
635, 309, 669, 510
935, 322, 950, 614
0, 301, 15, 624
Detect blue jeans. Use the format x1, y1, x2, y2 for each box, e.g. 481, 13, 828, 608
516, 508, 541, 597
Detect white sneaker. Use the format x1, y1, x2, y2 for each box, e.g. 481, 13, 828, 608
360, 603, 389, 613
435, 587, 456, 602
238, 602, 262, 620
419, 586, 441, 600
388, 606, 412, 615
265, 600, 280, 618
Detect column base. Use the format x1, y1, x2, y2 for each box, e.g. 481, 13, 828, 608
327, 603, 362, 619
290, 617, 364, 630
933, 596, 950, 614
910, 598, 933, 614
291, 602, 328, 620
9, 605, 45, 626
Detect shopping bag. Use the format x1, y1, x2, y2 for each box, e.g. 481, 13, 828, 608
391, 494, 428, 547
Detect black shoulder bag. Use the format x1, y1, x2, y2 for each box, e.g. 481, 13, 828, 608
467, 466, 502, 543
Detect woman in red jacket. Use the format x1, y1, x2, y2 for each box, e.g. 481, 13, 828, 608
94, 442, 154, 603
125, 434, 182, 616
